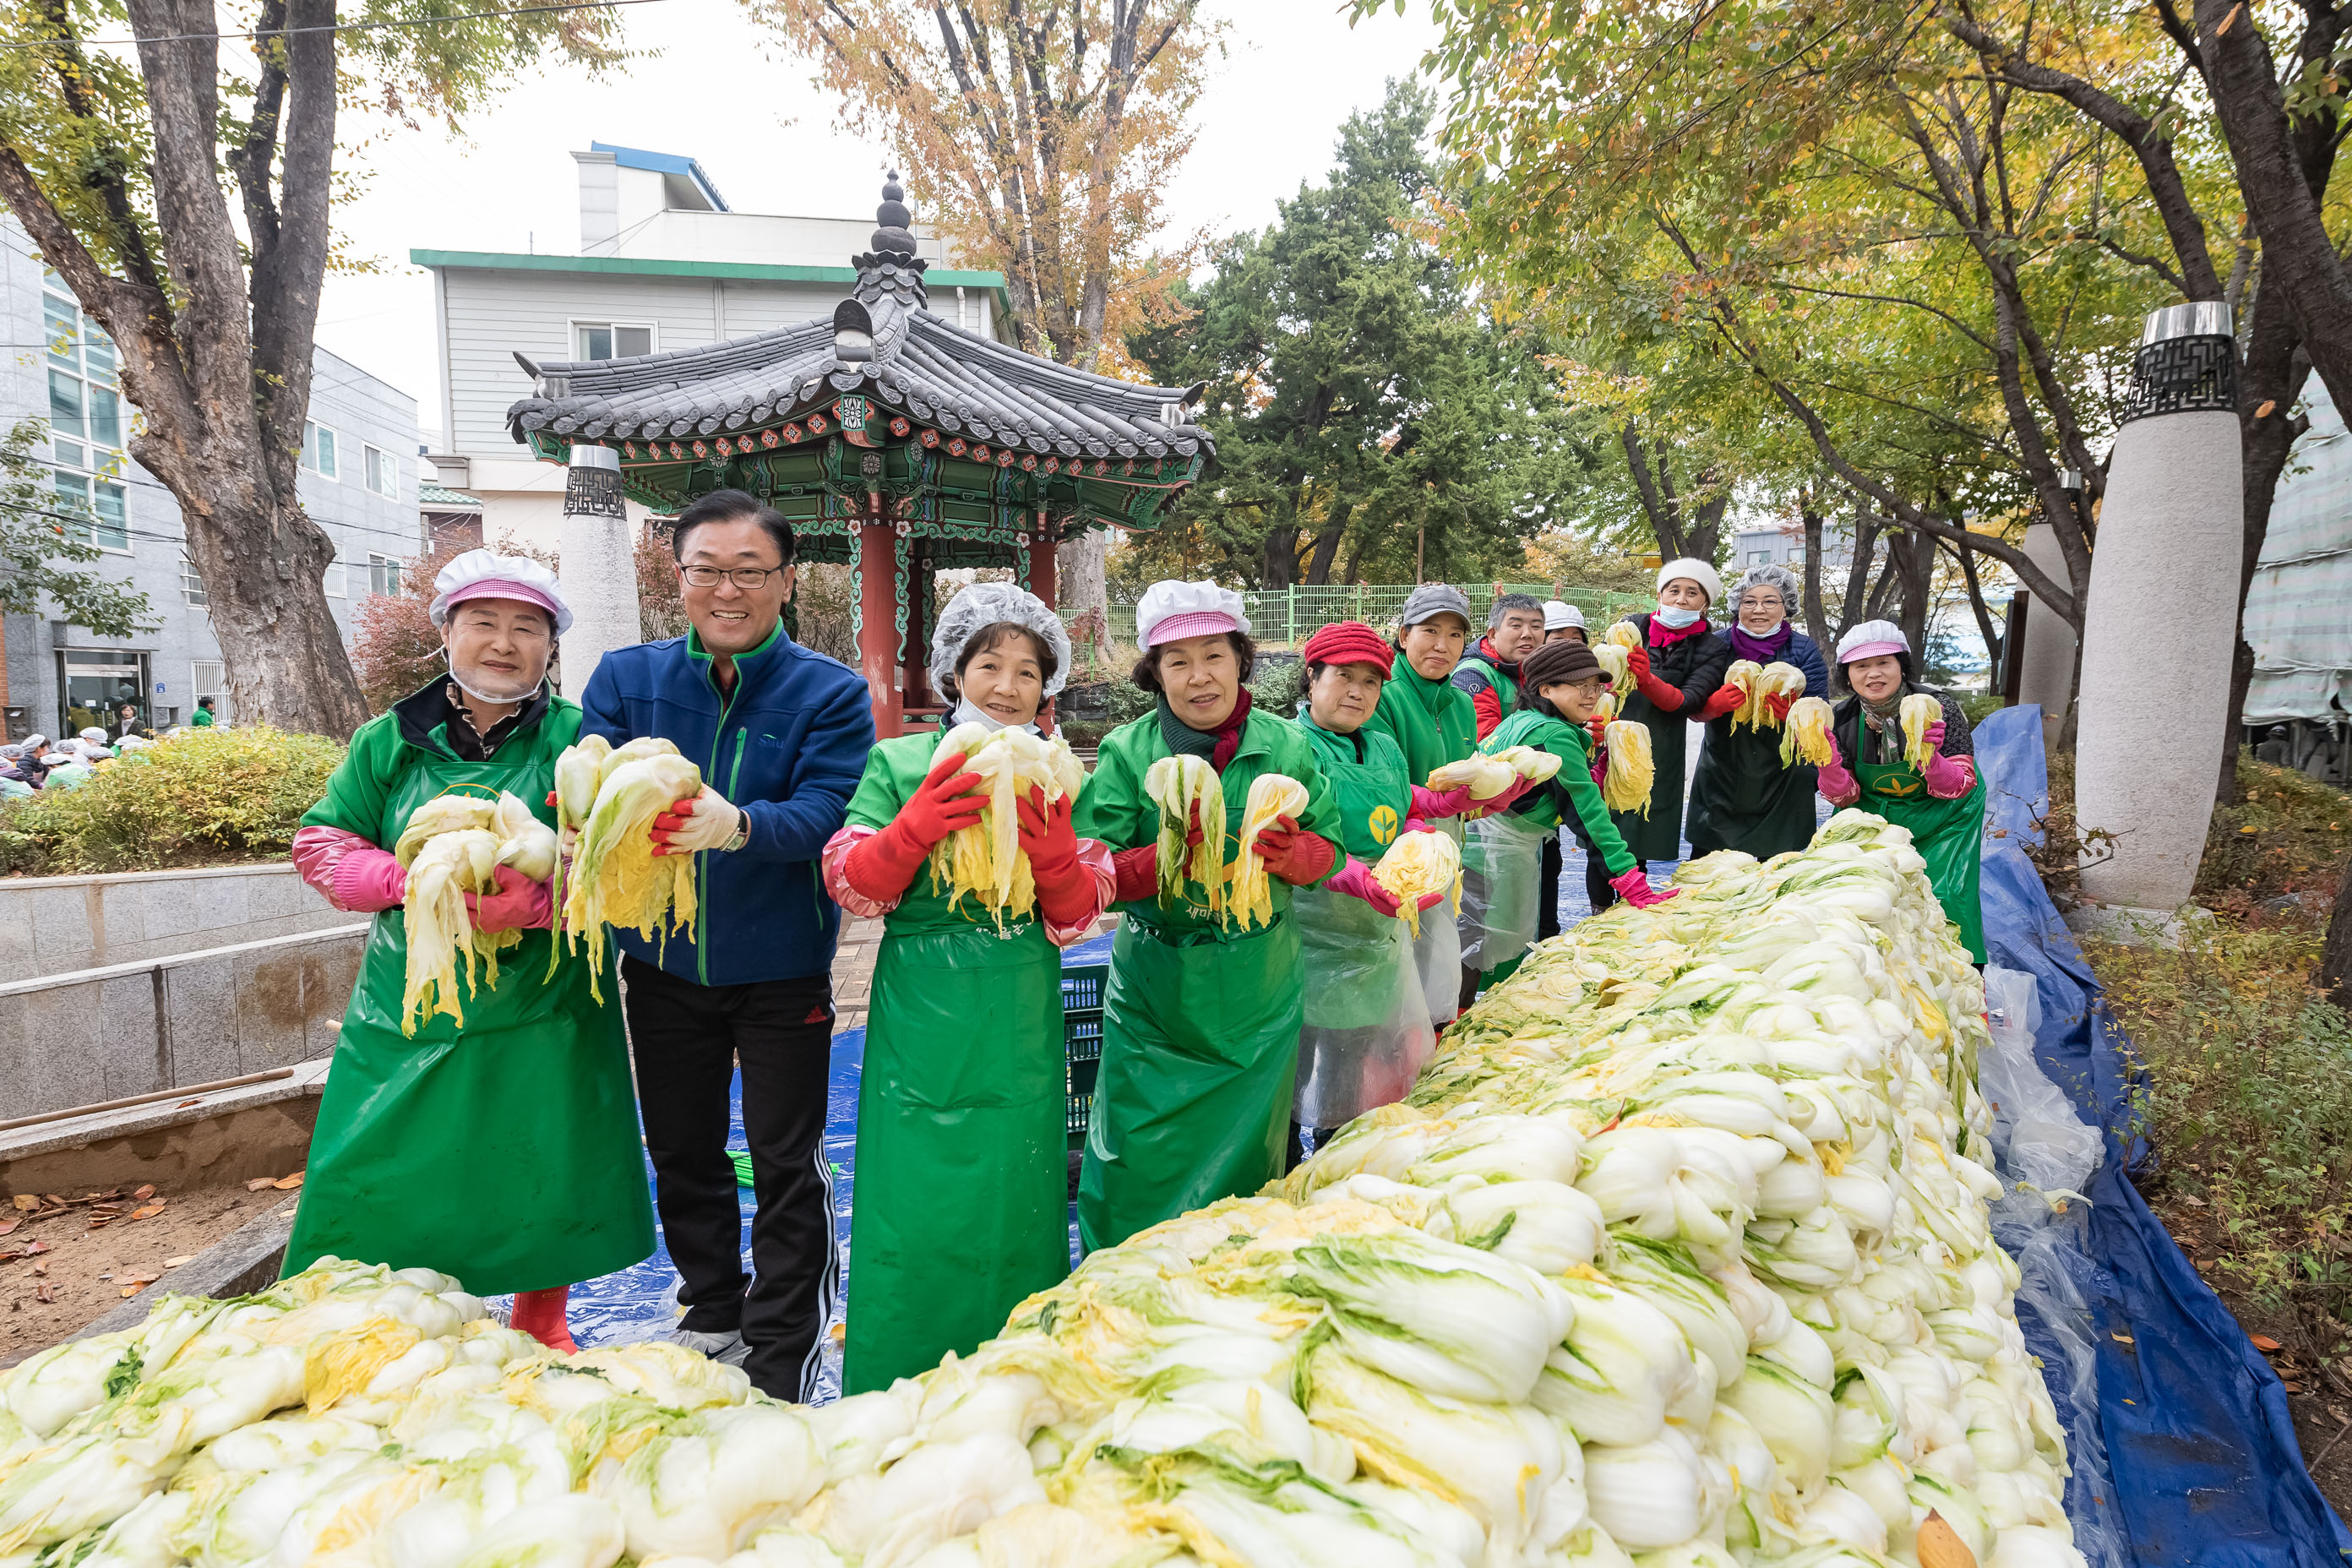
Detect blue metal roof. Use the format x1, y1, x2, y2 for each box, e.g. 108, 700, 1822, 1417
588, 141, 727, 212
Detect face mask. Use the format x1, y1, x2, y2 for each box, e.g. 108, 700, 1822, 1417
444, 646, 541, 707
1654, 604, 1703, 629
951, 697, 1039, 737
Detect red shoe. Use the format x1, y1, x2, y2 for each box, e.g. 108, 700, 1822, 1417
510, 1286, 577, 1354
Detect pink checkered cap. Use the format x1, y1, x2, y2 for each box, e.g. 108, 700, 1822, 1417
1841, 640, 1907, 662
1145, 608, 1244, 647
449, 578, 563, 628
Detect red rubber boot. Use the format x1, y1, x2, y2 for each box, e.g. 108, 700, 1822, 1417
509, 1287, 577, 1354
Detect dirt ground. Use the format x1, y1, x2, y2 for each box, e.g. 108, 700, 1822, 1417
0, 1170, 302, 1364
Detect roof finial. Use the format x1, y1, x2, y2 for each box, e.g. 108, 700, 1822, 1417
873, 172, 917, 256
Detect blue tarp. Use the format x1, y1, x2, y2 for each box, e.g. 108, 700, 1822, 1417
1975, 705, 2351, 1565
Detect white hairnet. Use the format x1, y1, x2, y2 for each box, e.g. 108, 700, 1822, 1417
429, 548, 574, 636
929, 580, 1074, 699
1734, 564, 1801, 618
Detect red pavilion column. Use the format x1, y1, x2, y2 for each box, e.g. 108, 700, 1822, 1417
1029, 510, 1057, 612
856, 511, 902, 739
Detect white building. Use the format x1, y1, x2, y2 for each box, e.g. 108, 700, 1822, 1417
416, 143, 1014, 548
0, 225, 422, 741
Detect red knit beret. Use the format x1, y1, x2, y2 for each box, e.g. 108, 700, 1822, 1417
1301, 619, 1395, 678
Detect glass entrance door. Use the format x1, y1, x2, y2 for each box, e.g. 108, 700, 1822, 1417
57, 648, 150, 737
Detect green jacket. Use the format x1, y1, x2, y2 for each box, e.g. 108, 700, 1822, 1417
1483, 707, 1635, 879
190, 708, 215, 728
1364, 658, 1478, 784
1075, 709, 1340, 934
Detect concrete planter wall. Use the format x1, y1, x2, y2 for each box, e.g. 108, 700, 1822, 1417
1, 923, 367, 1119
1, 862, 348, 983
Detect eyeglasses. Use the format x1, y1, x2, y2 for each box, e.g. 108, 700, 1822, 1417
679, 564, 786, 590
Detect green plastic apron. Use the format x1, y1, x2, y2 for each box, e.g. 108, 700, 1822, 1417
1686, 716, 1821, 860
1291, 721, 1430, 1129
284, 738, 655, 1296
1077, 915, 1304, 1253
845, 923, 1065, 1391
1850, 708, 1989, 964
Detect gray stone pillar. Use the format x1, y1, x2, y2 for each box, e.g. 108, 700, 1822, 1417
558, 444, 643, 700
2016, 515, 2078, 742
2077, 302, 2241, 912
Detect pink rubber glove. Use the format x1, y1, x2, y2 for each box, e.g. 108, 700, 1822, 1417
1326, 856, 1442, 919
1609, 867, 1680, 909
1916, 722, 1975, 798
466, 864, 553, 931
1816, 734, 1859, 803
1411, 782, 1478, 819
330, 846, 407, 912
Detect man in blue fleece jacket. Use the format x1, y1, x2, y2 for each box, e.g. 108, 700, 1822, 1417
580, 488, 873, 1398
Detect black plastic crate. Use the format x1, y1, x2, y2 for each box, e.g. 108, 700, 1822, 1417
1061, 966, 1107, 1013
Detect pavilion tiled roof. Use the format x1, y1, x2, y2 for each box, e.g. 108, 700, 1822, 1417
504, 181, 1211, 467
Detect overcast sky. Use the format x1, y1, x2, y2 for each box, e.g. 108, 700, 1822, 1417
313, 0, 1442, 446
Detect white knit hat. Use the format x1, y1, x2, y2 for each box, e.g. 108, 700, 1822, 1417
429, 548, 574, 636
1542, 599, 1585, 632
1655, 557, 1724, 606
1135, 580, 1250, 649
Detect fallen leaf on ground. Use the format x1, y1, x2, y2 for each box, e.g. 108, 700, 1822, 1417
35, 1283, 52, 1304
8, 1196, 35, 1213
164, 1255, 193, 1268
30, 1263, 44, 1277
131, 1184, 155, 1201
2253, 1334, 2284, 1353
0, 1218, 18, 1237
2112, 1332, 2135, 1345
129, 1203, 165, 1221
244, 1178, 277, 1192
119, 1270, 160, 1286
2180, 1194, 2207, 1207
272, 1173, 305, 1190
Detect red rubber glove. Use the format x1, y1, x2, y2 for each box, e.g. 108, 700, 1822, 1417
1411, 782, 1478, 819
1255, 814, 1337, 886
1764, 690, 1795, 725
1609, 867, 1680, 909
1630, 642, 1684, 711
1111, 802, 1208, 903
842, 749, 985, 904
1915, 721, 1976, 798
466, 864, 553, 931
1921, 719, 1947, 754
1017, 787, 1095, 928
1816, 734, 1859, 802
1698, 685, 1744, 721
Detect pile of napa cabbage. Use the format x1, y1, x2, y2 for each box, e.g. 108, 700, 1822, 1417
0, 811, 2078, 1568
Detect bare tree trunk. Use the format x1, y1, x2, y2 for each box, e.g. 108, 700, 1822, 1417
1056, 530, 1109, 629
1800, 502, 1831, 651
1688, 489, 1727, 564
1620, 419, 1687, 558
2322, 856, 2352, 1010
2224, 280, 2314, 802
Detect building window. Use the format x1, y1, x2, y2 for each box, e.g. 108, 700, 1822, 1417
303, 420, 339, 478
191, 660, 225, 724
1747, 549, 1772, 565
368, 553, 401, 596
181, 553, 206, 605
573, 322, 654, 361
53, 471, 128, 553
44, 274, 122, 482
363, 444, 398, 499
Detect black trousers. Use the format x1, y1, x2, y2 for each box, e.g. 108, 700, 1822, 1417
622, 956, 838, 1401
1536, 831, 1564, 942
1587, 854, 1639, 913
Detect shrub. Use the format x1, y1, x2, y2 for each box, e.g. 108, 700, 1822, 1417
0, 727, 345, 875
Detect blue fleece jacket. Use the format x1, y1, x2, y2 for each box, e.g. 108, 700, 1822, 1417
579, 620, 874, 987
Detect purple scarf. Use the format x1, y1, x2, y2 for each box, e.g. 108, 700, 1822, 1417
1727, 620, 1794, 663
